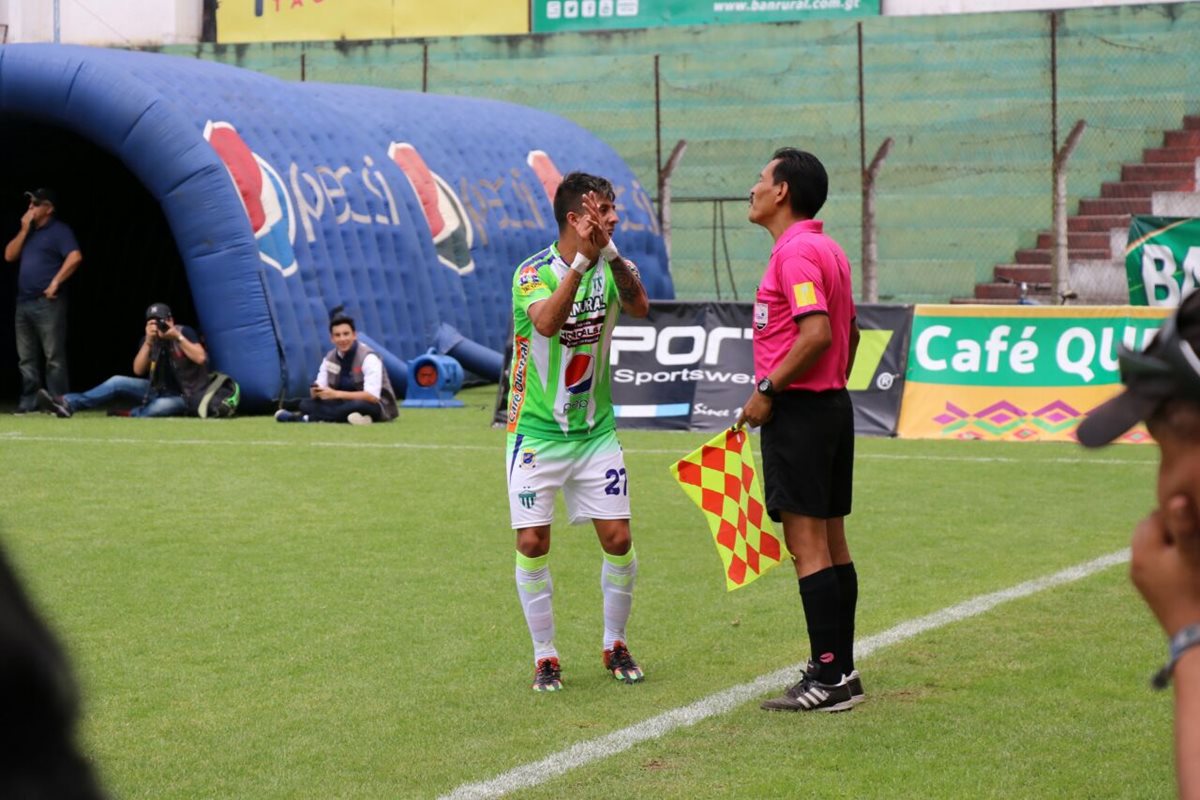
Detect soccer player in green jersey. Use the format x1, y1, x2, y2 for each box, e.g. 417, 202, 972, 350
505, 172, 650, 692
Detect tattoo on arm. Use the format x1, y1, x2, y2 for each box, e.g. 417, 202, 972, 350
610, 257, 644, 304
538, 271, 582, 334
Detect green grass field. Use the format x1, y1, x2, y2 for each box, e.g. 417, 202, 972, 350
0, 387, 1174, 798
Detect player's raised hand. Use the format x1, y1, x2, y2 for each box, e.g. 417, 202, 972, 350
571, 203, 601, 263
581, 191, 613, 248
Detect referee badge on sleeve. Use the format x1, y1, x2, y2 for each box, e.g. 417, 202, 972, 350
793, 281, 817, 307
754, 302, 768, 330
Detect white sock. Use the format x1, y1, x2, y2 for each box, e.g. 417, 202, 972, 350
515, 552, 556, 662
601, 547, 637, 650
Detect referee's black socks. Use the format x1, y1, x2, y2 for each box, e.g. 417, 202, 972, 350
798, 567, 844, 684
834, 561, 858, 675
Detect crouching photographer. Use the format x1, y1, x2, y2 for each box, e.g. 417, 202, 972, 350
37, 302, 214, 418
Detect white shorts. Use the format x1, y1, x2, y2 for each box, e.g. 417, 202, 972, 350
505, 429, 631, 529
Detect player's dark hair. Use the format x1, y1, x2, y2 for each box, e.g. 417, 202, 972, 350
327, 304, 356, 333
553, 172, 615, 230
771, 147, 828, 219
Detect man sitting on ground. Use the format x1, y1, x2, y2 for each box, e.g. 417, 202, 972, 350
37, 302, 207, 418
275, 312, 398, 425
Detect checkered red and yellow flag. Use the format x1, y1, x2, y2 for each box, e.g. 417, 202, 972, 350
669, 427, 784, 591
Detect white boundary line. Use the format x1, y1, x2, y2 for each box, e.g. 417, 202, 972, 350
439, 549, 1130, 800
0, 433, 1158, 465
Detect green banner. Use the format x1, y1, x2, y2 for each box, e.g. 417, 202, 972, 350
1125, 216, 1200, 306
532, 0, 877, 32
908, 309, 1166, 388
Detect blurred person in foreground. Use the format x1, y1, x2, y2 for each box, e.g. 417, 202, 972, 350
739, 148, 862, 713
36, 302, 207, 418
0, 537, 106, 798
1078, 289, 1200, 800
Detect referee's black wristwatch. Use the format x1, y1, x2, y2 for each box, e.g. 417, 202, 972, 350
756, 377, 777, 398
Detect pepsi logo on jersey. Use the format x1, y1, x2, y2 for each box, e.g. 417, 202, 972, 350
564, 353, 594, 395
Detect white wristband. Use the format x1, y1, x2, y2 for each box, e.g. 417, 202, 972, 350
570, 251, 591, 275
600, 240, 620, 262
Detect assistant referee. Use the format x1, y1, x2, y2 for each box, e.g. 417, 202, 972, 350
739, 148, 863, 713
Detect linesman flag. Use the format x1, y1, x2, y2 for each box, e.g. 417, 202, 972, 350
669, 427, 784, 591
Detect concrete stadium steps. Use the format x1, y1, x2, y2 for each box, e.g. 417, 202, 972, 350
961, 112, 1200, 304
1164, 130, 1200, 148
1121, 162, 1199, 182
1034, 231, 1110, 250
995, 264, 1052, 283
1014, 247, 1109, 264
1068, 214, 1132, 233
1078, 197, 1152, 216
1144, 146, 1200, 164
1101, 179, 1194, 198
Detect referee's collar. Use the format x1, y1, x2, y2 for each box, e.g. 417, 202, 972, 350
773, 219, 824, 255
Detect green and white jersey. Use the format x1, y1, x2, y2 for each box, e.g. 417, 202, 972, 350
506, 242, 622, 440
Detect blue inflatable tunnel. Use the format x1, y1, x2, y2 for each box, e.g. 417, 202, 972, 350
0, 44, 673, 409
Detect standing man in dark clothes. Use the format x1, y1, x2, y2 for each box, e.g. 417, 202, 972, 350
5, 188, 83, 413
739, 148, 863, 713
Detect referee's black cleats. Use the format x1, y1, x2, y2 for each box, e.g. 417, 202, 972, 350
846, 669, 866, 707
761, 673, 854, 712
761, 660, 863, 712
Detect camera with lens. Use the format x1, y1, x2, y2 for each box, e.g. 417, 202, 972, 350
153, 318, 169, 334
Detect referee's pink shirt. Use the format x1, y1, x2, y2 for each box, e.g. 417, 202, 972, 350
752, 219, 856, 392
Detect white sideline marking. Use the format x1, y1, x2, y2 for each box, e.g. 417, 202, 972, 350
0, 433, 1158, 465
439, 549, 1130, 800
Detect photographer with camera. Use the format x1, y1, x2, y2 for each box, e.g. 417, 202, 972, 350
1079, 290, 1200, 800
36, 302, 208, 418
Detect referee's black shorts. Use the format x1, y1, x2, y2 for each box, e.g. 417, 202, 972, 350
760, 387, 854, 521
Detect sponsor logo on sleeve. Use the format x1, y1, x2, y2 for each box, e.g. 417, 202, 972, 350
518, 264, 545, 295
507, 336, 531, 432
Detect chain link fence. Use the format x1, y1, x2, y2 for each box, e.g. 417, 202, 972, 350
186, 3, 1200, 304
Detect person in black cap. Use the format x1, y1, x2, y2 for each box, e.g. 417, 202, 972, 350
1077, 289, 1200, 798
35, 302, 208, 418
5, 188, 83, 413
